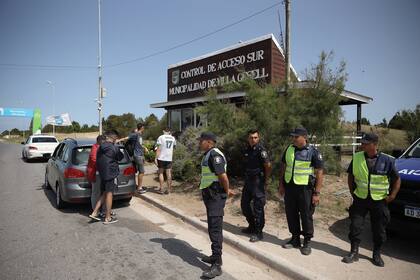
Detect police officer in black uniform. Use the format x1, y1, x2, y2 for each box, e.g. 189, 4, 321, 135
241, 129, 272, 242
198, 132, 233, 279
278, 127, 324, 255
342, 133, 400, 267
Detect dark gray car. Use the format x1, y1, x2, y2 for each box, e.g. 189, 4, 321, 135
45, 138, 136, 209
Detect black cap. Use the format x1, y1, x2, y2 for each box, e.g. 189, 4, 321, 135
361, 132, 379, 144
290, 127, 308, 137
198, 132, 217, 142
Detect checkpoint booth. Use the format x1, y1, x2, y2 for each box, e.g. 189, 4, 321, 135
150, 34, 372, 133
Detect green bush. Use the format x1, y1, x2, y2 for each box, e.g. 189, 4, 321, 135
171, 127, 202, 181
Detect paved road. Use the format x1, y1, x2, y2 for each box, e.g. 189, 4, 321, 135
0, 142, 237, 280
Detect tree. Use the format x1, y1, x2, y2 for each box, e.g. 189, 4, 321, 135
377, 118, 388, 128
103, 113, 137, 137
361, 117, 370, 125
10, 128, 20, 135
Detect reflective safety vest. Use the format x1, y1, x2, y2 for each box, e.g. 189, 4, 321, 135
352, 152, 391, 200
200, 148, 227, 190
284, 145, 314, 185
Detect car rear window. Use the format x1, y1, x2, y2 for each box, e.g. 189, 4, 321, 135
32, 137, 58, 143
71, 146, 130, 165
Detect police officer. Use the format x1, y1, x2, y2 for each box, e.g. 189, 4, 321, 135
198, 132, 233, 279
278, 127, 324, 255
342, 133, 400, 267
241, 129, 272, 242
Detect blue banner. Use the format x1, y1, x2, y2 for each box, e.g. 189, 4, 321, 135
0, 107, 34, 118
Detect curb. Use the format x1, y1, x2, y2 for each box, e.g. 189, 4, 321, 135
137, 193, 328, 280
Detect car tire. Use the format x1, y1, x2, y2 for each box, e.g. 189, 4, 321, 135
44, 170, 51, 190
120, 197, 132, 205
56, 184, 66, 209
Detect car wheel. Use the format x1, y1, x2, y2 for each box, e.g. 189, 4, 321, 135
120, 196, 132, 205
44, 170, 51, 190
56, 184, 66, 209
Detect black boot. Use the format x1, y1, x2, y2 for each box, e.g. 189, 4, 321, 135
202, 263, 222, 279
300, 238, 312, 255
342, 243, 359, 264
250, 232, 263, 242
201, 255, 223, 265
282, 236, 301, 249
372, 249, 384, 267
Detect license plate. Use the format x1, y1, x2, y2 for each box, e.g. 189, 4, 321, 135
118, 178, 128, 185
404, 206, 420, 219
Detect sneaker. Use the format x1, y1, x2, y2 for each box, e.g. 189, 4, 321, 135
250, 233, 263, 243
89, 214, 101, 221
157, 189, 164, 195
99, 211, 116, 218
103, 217, 118, 225
164, 190, 169, 195
137, 188, 147, 194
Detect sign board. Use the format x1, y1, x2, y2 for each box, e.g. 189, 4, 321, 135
46, 113, 72, 126
167, 37, 277, 101
0, 107, 34, 118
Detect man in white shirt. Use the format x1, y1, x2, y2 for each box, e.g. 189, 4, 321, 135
155, 128, 176, 194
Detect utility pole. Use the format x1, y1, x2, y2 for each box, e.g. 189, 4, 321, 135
97, 0, 103, 135
285, 0, 291, 90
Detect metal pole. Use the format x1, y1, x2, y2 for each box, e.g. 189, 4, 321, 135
46, 81, 55, 135
98, 0, 103, 135
285, 0, 291, 89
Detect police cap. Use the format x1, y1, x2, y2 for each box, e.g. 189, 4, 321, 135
360, 132, 379, 144
290, 127, 308, 137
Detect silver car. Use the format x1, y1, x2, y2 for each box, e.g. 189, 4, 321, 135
45, 138, 136, 209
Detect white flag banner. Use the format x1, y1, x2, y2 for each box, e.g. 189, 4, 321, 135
46, 113, 72, 126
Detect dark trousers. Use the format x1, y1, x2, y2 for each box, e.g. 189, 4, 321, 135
202, 186, 226, 259
284, 184, 315, 239
241, 175, 266, 233
349, 196, 390, 249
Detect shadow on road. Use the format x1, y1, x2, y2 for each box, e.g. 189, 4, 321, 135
329, 217, 420, 265
40, 185, 130, 217
150, 237, 209, 271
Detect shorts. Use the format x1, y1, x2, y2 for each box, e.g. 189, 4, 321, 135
133, 156, 145, 174
157, 160, 172, 170
100, 178, 117, 193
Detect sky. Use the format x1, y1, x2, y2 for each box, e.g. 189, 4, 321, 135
1, 0, 419, 132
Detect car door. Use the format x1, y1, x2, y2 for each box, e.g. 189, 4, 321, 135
50, 143, 65, 189
47, 143, 63, 185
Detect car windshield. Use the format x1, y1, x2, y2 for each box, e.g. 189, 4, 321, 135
404, 140, 420, 158
32, 137, 58, 143
72, 146, 130, 166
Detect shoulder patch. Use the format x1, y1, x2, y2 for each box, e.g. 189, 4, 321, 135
214, 156, 223, 164
261, 151, 268, 159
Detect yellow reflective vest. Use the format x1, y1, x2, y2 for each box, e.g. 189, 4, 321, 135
284, 145, 314, 185
352, 151, 391, 200
200, 148, 227, 190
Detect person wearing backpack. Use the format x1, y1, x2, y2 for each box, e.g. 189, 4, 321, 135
118, 123, 148, 194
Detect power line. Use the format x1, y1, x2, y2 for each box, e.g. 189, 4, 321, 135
0, 63, 95, 70
0, 2, 281, 71
105, 2, 280, 68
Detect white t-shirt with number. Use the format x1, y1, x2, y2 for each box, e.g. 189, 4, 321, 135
156, 134, 176, 162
